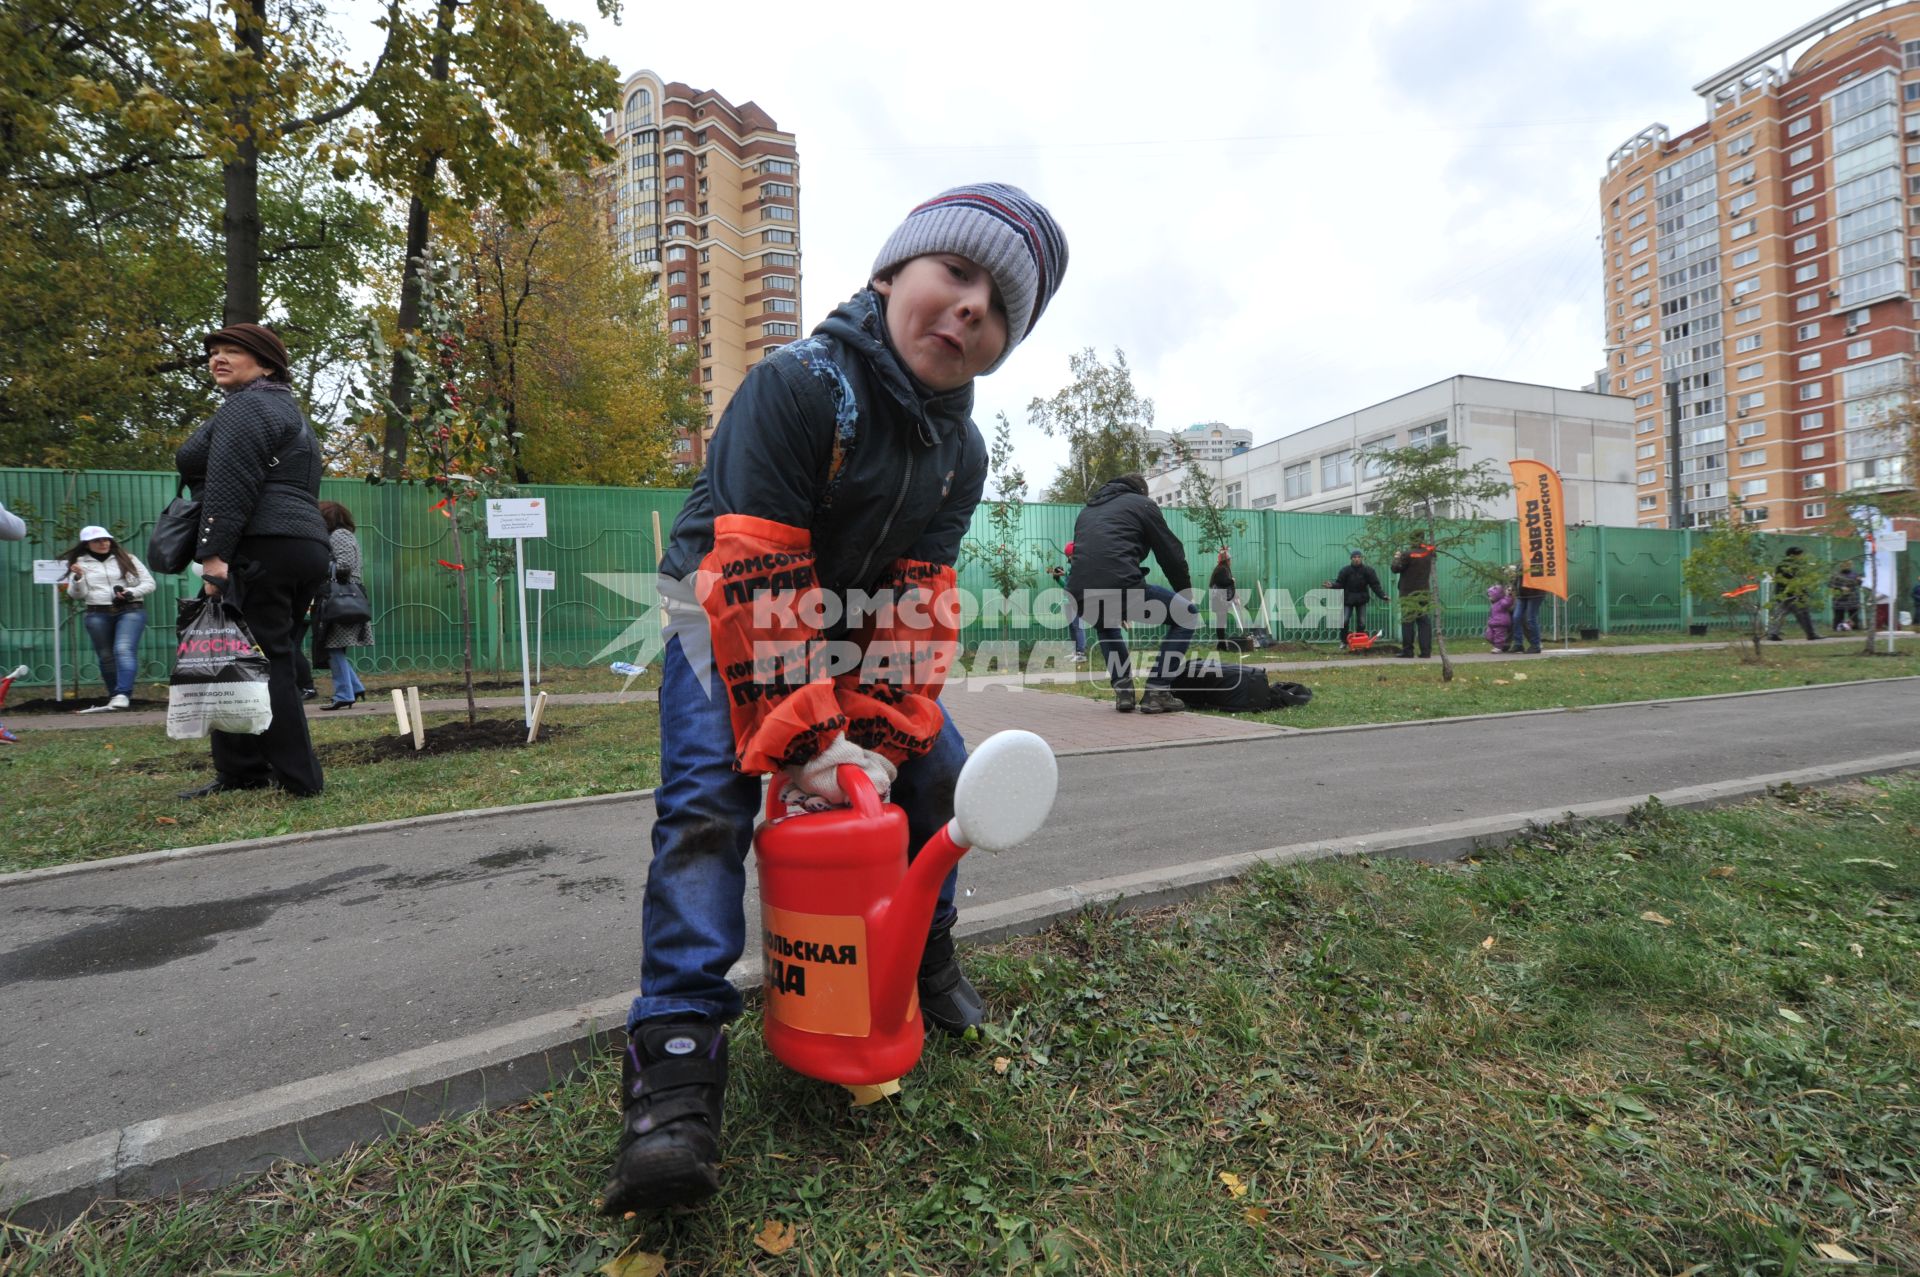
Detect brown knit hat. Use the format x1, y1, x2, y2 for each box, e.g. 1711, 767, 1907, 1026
202, 323, 290, 381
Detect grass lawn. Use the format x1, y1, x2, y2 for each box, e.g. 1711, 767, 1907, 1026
1053, 644, 1920, 729
7, 776, 1917, 1275
0, 699, 661, 875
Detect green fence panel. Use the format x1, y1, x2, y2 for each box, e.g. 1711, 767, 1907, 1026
1, 465, 1866, 690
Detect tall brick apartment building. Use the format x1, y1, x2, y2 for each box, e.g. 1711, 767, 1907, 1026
599, 69, 801, 468
1601, 2, 1920, 537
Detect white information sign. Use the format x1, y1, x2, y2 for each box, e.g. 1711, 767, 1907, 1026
1878, 532, 1907, 552
33, 559, 68, 585
525, 569, 556, 591
486, 498, 548, 539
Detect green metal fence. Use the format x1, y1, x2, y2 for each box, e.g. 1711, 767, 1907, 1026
0, 466, 1861, 693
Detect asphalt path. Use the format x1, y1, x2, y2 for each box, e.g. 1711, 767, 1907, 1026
2, 679, 1917, 1165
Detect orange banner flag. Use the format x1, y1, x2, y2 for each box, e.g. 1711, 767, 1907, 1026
1508, 460, 1568, 599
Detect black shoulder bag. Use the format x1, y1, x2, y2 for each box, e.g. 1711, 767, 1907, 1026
147, 479, 199, 575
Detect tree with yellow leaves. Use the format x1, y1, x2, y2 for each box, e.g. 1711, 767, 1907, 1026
465, 187, 701, 487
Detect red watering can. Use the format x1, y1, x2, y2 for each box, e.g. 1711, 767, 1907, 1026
753, 729, 1058, 1086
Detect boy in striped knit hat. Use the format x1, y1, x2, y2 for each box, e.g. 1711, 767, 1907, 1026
604, 184, 1067, 1214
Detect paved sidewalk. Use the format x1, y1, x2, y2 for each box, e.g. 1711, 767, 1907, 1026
13, 632, 1913, 734
2, 677, 1916, 1210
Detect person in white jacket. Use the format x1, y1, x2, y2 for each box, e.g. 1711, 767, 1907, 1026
0, 500, 26, 541
65, 525, 156, 710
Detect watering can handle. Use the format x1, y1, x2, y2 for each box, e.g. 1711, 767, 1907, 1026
835, 764, 885, 818
761, 760, 888, 821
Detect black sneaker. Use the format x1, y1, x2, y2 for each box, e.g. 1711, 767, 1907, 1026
919, 926, 984, 1035
1114, 684, 1137, 713
1137, 688, 1184, 714
601, 1018, 727, 1215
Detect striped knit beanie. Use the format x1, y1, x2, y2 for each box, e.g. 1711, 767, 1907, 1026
871, 182, 1068, 374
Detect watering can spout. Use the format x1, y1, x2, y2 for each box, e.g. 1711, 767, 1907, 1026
867, 818, 969, 1031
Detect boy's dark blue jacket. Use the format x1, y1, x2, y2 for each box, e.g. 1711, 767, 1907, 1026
661, 288, 988, 776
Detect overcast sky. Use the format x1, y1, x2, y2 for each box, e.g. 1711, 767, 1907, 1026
351, 0, 1832, 490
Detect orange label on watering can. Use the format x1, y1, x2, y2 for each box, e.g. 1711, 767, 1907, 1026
761, 905, 871, 1038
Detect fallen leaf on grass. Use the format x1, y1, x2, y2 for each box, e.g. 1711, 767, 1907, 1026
1796, 941, 1818, 951
1492, 679, 1510, 686
1512, 672, 1528, 681
1640, 911, 1674, 926
599, 1249, 666, 1277
992, 1057, 1011, 1075
1849, 943, 1865, 958
1479, 936, 1496, 950
1218, 1171, 1249, 1198
1813, 1241, 1863, 1263
155, 816, 178, 825
753, 1220, 797, 1255
1705, 865, 1736, 879
1243, 1207, 1270, 1225
1778, 1007, 1807, 1024
1842, 858, 1896, 869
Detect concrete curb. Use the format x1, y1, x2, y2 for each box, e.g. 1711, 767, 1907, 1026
7, 749, 1918, 1227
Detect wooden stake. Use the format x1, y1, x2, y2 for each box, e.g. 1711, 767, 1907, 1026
407, 686, 425, 751
526, 690, 548, 744
391, 689, 410, 737
651, 508, 663, 560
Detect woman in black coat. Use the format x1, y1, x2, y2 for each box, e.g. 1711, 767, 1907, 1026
174, 323, 330, 797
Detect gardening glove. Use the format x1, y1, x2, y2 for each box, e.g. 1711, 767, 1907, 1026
781, 733, 896, 812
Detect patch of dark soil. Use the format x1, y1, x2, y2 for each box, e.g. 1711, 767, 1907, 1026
334, 716, 566, 764
4, 696, 166, 716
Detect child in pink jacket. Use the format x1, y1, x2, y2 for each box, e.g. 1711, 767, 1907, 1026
1485, 579, 1516, 653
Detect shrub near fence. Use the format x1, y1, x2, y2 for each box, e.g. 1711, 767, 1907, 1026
0, 467, 1845, 691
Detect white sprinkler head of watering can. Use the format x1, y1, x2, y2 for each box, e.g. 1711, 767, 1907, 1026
949, 729, 1057, 852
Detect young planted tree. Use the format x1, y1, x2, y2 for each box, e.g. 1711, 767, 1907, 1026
1029, 348, 1158, 504
961, 414, 1038, 638
351, 253, 516, 724
1355, 442, 1512, 682
1681, 498, 1789, 662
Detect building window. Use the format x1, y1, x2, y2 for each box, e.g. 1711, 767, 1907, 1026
1791, 204, 1817, 224
761, 182, 795, 200
702, 367, 713, 382
1803, 472, 1826, 490
762, 204, 796, 222
1797, 352, 1822, 370
762, 321, 799, 337
1795, 293, 1822, 312
1630, 262, 1651, 280
1789, 175, 1815, 197
1628, 183, 1645, 203
763, 275, 796, 291
1633, 366, 1654, 383
1408, 420, 1447, 449
1789, 144, 1814, 165
766, 252, 798, 268
1794, 263, 1821, 284
1634, 391, 1655, 407
1639, 493, 1660, 511
624, 87, 652, 130
665, 175, 685, 191
1739, 448, 1766, 466
1731, 247, 1760, 268
1847, 339, 1872, 358
1737, 392, 1766, 411
669, 294, 686, 309
1798, 382, 1824, 401
1796, 323, 1821, 340
1803, 502, 1827, 518
1636, 442, 1657, 460
1636, 417, 1656, 435
1735, 333, 1763, 352
1637, 468, 1656, 485
1735, 305, 1763, 323
1742, 506, 1770, 524
1801, 441, 1825, 459
1800, 412, 1825, 430
1629, 235, 1650, 254
1283, 461, 1311, 500
666, 200, 686, 214
1736, 362, 1764, 381
666, 246, 687, 261
1320, 449, 1353, 489
669, 318, 688, 333
762, 229, 795, 244
763, 298, 797, 313
1740, 479, 1767, 496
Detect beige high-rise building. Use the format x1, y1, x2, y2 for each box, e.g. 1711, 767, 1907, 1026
1600, 1, 1920, 534
599, 70, 801, 468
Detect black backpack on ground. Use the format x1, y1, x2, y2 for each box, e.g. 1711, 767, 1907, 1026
1170, 664, 1313, 713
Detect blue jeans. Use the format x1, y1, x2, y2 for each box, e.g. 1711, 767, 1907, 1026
82, 608, 146, 697
1086, 582, 1196, 691
631, 635, 966, 1029
1513, 596, 1544, 650
324, 648, 366, 704
1068, 612, 1087, 656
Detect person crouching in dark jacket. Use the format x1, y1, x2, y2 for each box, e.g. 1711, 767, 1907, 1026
1325, 550, 1385, 640
1207, 547, 1242, 644
1067, 474, 1195, 713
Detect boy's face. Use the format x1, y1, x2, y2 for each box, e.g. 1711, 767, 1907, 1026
873, 254, 1008, 391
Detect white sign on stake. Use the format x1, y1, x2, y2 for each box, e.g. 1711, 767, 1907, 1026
33, 559, 68, 585
486, 498, 548, 540
525, 569, 556, 590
